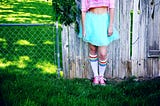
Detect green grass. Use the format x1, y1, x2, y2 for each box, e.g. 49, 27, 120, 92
0, 26, 59, 73
0, 70, 160, 106
0, 0, 63, 74
0, 0, 55, 24
0, 1, 160, 106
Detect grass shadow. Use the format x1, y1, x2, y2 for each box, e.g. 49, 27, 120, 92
0, 25, 61, 76
0, 0, 55, 24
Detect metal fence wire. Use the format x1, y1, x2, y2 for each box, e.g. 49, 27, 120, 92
0, 0, 62, 76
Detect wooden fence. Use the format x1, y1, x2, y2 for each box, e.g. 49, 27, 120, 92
62, 0, 160, 79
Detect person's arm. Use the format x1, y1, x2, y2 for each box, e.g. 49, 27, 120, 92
82, 12, 86, 36
108, 8, 114, 36
108, 0, 115, 36
81, 0, 87, 37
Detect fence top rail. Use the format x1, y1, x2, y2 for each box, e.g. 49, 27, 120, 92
0, 23, 56, 27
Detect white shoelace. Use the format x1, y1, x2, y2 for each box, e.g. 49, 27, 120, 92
99, 76, 106, 81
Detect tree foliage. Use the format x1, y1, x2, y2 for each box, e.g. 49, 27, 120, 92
52, 0, 79, 25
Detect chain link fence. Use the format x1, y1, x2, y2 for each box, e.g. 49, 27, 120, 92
0, 0, 62, 76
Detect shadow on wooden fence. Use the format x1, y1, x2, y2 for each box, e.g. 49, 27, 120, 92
62, 0, 160, 79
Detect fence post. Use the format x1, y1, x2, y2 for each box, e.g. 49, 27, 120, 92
55, 0, 61, 77
56, 21, 61, 77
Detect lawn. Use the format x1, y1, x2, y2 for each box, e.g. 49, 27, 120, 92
0, 0, 160, 106
0, 0, 55, 24
0, 70, 160, 106
0, 25, 59, 74
0, 0, 62, 75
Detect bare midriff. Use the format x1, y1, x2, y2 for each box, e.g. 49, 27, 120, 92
89, 7, 108, 14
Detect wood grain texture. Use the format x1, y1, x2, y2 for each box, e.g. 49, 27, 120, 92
62, 25, 69, 78
62, 0, 160, 79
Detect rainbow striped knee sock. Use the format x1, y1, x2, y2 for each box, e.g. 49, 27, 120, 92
89, 54, 98, 77
99, 59, 107, 77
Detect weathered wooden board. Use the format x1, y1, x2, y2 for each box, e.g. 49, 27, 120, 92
62, 0, 160, 79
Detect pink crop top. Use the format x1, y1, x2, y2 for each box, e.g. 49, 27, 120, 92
82, 0, 115, 12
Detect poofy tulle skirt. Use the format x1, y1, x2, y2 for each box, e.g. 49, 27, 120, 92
78, 12, 119, 46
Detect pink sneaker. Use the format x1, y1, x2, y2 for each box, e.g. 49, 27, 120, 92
99, 76, 106, 86
92, 76, 99, 85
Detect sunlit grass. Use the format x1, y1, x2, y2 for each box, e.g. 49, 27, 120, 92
36, 61, 57, 74
43, 40, 54, 45
0, 12, 53, 23
0, 58, 12, 69
0, 37, 8, 49
0, 38, 6, 42
14, 56, 32, 68
0, 26, 58, 74
0, 0, 54, 24
1, 11, 53, 23
0, 56, 31, 69
0, 1, 160, 105
0, 55, 62, 76
15, 39, 35, 46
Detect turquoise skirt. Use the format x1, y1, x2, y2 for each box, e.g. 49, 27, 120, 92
78, 12, 119, 46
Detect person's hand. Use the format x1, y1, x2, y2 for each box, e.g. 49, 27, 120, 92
108, 26, 113, 36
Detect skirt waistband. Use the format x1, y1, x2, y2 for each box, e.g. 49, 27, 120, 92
87, 11, 109, 16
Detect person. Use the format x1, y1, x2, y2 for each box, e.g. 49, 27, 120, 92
78, 0, 119, 85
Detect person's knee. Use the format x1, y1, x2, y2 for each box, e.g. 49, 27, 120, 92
99, 52, 107, 60
89, 46, 97, 54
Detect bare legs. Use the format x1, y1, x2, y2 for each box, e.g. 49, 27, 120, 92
89, 43, 107, 60
89, 43, 107, 85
